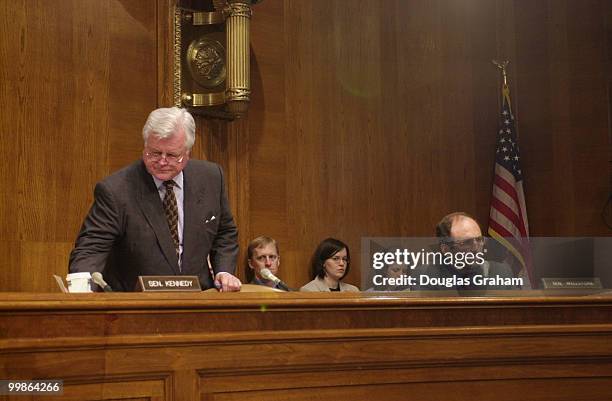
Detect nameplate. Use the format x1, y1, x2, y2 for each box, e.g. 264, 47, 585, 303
136, 276, 202, 292
541, 277, 602, 290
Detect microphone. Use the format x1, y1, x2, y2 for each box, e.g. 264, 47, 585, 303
259, 268, 291, 291
92, 272, 113, 292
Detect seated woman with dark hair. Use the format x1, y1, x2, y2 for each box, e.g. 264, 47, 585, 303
300, 238, 359, 292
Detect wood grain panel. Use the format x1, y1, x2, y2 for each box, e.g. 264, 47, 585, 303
58, 377, 167, 401
1, 294, 612, 401
1, 0, 610, 292
17, 241, 73, 292
243, 0, 611, 290
514, 0, 610, 236
280, 0, 511, 287
245, 0, 287, 282
208, 378, 612, 401
0, 0, 158, 292
200, 362, 612, 394
0, 242, 20, 292
107, 0, 158, 173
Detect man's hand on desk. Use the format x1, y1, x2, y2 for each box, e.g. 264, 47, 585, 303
214, 272, 242, 292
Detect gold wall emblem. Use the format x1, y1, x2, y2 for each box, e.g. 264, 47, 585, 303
187, 38, 226, 89
174, 0, 258, 119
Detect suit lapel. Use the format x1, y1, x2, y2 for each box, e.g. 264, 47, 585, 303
136, 162, 181, 274
182, 163, 207, 273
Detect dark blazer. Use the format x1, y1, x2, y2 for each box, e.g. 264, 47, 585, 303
69, 159, 238, 291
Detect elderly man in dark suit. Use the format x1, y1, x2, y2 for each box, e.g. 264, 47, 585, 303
413, 212, 519, 292
69, 107, 240, 292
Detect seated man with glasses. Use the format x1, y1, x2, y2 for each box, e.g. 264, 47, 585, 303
69, 107, 241, 292
412, 212, 518, 291
246, 236, 288, 291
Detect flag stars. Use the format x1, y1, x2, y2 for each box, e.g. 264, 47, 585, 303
495, 98, 524, 182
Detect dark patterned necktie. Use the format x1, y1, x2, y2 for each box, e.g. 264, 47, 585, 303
162, 180, 179, 260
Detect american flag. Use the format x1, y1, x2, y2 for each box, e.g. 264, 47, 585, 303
487, 84, 534, 288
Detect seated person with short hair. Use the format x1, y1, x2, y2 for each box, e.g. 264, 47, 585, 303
300, 238, 359, 292
246, 236, 287, 291
413, 212, 518, 291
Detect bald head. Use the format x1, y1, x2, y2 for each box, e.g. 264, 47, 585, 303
436, 212, 484, 251
448, 215, 482, 240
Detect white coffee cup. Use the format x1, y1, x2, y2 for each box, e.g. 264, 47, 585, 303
66, 272, 93, 293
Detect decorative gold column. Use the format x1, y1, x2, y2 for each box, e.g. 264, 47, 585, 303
225, 0, 252, 118
174, 0, 256, 120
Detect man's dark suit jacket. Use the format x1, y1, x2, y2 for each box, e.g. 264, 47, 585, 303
69, 159, 238, 291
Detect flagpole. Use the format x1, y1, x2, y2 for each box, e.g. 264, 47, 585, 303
491, 59, 509, 86
492, 60, 512, 114
487, 59, 534, 289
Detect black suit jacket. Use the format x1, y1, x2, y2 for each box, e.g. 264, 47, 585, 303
69, 159, 238, 291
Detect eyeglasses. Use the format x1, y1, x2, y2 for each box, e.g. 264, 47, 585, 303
144, 150, 185, 164
329, 256, 349, 263
449, 236, 485, 248
254, 254, 278, 263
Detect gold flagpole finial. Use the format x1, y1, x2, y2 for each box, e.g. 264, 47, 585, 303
492, 59, 509, 85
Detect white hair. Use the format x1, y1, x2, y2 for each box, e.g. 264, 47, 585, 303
142, 107, 196, 150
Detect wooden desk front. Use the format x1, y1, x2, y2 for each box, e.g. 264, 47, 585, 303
1, 292, 612, 401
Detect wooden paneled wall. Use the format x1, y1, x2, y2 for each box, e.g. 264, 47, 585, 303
0, 1, 151, 291
0, 0, 186, 291
242, 0, 612, 289
1, 0, 610, 291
